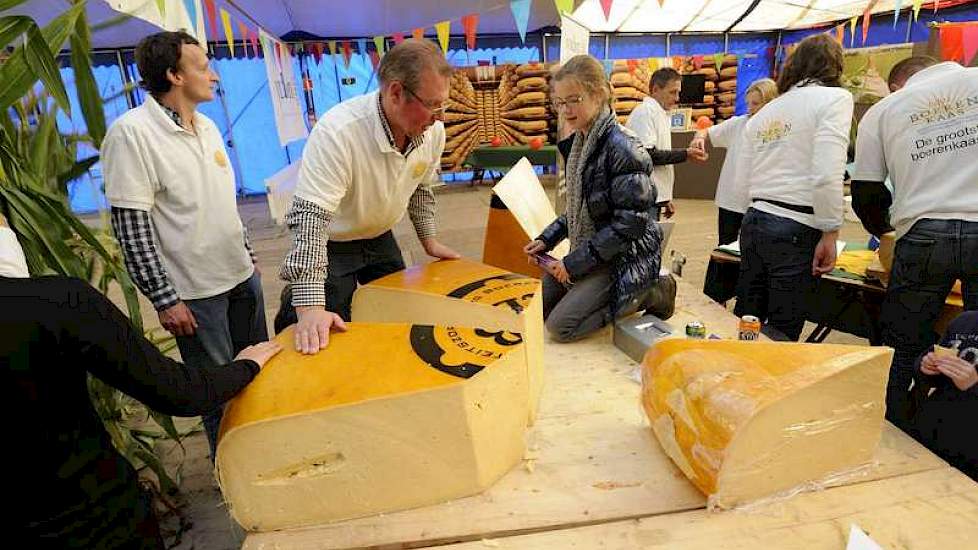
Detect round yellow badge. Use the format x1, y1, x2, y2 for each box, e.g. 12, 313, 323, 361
215, 151, 228, 168
411, 162, 428, 178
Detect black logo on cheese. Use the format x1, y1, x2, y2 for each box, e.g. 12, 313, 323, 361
410, 274, 537, 379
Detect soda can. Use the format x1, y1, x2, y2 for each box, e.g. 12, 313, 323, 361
738, 315, 761, 341
685, 321, 706, 339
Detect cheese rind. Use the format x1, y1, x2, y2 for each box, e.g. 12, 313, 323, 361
641, 339, 893, 508
216, 323, 529, 531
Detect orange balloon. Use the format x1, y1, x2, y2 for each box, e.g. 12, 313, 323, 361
695, 116, 714, 130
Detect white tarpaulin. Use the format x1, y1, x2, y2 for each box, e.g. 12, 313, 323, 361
259, 28, 308, 147
104, 0, 206, 41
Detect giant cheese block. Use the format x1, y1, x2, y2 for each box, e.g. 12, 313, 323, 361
641, 339, 893, 509
351, 258, 544, 423
217, 322, 529, 531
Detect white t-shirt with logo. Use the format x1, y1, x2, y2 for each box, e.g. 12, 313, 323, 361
707, 114, 750, 213
737, 84, 853, 231
853, 62, 978, 238
295, 92, 445, 241
102, 95, 253, 300
626, 97, 675, 203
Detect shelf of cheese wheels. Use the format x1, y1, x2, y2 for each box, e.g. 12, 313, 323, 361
641, 338, 893, 510
215, 259, 543, 532
610, 60, 652, 126
441, 63, 555, 172
681, 54, 738, 123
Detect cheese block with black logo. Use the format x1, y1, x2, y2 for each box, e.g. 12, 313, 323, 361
351, 259, 544, 423
642, 339, 893, 509
216, 323, 528, 531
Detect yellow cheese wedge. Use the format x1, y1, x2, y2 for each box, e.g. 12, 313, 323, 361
351, 259, 544, 423
642, 339, 893, 509
216, 323, 529, 531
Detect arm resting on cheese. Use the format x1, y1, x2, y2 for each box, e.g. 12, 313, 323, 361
62, 279, 260, 416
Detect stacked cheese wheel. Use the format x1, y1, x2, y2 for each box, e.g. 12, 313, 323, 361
683, 58, 717, 122
610, 60, 651, 125
716, 55, 739, 121
440, 63, 555, 172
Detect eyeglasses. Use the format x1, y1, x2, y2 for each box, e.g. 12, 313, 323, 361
551, 95, 585, 110
404, 86, 448, 116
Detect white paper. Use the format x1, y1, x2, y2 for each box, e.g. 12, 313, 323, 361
260, 29, 309, 147
492, 157, 569, 259
716, 240, 741, 255
264, 160, 302, 226
837, 240, 847, 257
559, 14, 590, 64
846, 524, 885, 550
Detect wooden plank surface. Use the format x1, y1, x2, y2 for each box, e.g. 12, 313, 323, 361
442, 467, 978, 550
242, 282, 947, 550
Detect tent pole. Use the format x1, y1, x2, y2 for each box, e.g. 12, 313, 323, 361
605, 34, 610, 59
210, 43, 246, 195
666, 33, 671, 56
724, 32, 729, 53
542, 34, 549, 63
115, 50, 135, 110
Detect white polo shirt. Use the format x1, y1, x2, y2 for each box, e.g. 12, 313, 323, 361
853, 62, 978, 239
626, 97, 675, 203
737, 83, 853, 231
295, 92, 445, 241
707, 114, 750, 213
102, 95, 253, 300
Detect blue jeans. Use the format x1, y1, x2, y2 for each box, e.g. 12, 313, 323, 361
174, 270, 268, 459
734, 208, 821, 341
881, 219, 978, 429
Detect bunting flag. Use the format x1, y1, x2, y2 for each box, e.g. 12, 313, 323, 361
327, 40, 337, 58
413, 27, 424, 40
461, 14, 479, 50
554, 0, 574, 15
836, 23, 845, 44
939, 25, 965, 62
356, 38, 368, 60
600, 0, 613, 20
893, 0, 902, 28
182, 0, 199, 37
392, 32, 405, 45
373, 35, 387, 58
203, 0, 218, 38
156, 0, 166, 16
311, 42, 325, 64
238, 21, 250, 56
435, 20, 451, 54
862, 0, 879, 45
912, 0, 923, 21
369, 49, 381, 70
849, 16, 858, 47
273, 41, 284, 72
219, 8, 235, 57
341, 40, 352, 68
712, 52, 724, 71
249, 28, 260, 57
510, 0, 531, 44
935, 0, 940, 13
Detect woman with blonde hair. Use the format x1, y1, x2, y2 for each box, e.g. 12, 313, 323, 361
733, 34, 853, 341
524, 54, 661, 342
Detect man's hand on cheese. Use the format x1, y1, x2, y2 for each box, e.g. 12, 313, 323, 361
421, 237, 461, 261
935, 355, 978, 391
294, 307, 348, 354
235, 341, 283, 368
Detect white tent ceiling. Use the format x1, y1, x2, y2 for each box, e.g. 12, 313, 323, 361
0, 0, 956, 49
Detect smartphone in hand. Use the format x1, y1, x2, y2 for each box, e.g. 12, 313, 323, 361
532, 252, 558, 267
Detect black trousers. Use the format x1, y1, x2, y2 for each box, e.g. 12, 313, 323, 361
274, 230, 406, 332
703, 208, 745, 303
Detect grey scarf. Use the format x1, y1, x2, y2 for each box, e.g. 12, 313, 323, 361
565, 106, 616, 250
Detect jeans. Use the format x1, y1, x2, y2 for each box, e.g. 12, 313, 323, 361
274, 230, 405, 332
734, 208, 821, 341
881, 218, 978, 429
174, 270, 268, 459
543, 266, 646, 342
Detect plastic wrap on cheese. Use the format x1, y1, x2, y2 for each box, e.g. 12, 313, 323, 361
641, 339, 893, 509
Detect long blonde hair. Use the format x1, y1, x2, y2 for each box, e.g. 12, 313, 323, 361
746, 78, 778, 106
552, 54, 614, 108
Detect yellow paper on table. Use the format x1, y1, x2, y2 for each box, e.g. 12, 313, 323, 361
492, 157, 570, 259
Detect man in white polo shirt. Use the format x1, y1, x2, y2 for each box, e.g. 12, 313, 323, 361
101, 31, 266, 458
626, 67, 707, 220
852, 56, 978, 429
278, 39, 459, 354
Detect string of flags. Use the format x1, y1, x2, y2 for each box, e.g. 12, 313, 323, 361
822, 0, 937, 49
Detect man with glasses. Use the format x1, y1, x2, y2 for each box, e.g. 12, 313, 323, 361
277, 38, 459, 354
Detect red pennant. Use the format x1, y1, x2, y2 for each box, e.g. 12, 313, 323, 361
461, 13, 479, 50
249, 32, 260, 57
393, 32, 405, 45
341, 40, 352, 67
939, 25, 965, 62
600, 0, 614, 20
626, 58, 639, 74
369, 49, 381, 70
412, 27, 424, 40
203, 0, 218, 38
862, 0, 879, 45
237, 22, 249, 56
311, 42, 324, 64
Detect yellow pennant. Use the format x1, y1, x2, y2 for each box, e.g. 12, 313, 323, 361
435, 20, 451, 54
220, 8, 235, 57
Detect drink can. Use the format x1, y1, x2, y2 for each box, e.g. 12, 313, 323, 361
685, 321, 706, 339
738, 315, 761, 341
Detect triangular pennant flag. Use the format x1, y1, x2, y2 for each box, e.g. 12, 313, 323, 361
356, 38, 368, 60
156, 0, 166, 16
862, 0, 879, 45
510, 0, 531, 44
692, 55, 704, 70
369, 49, 381, 70
912, 0, 923, 21
203, 0, 218, 38
554, 0, 574, 15
273, 41, 284, 72
600, 0, 614, 20
220, 8, 235, 57
413, 27, 424, 40
238, 22, 250, 56
712, 52, 724, 71
311, 42, 324, 64
249, 29, 260, 57
836, 23, 845, 44
341, 40, 352, 68
934, 0, 940, 13
392, 32, 405, 45
849, 16, 858, 47
373, 35, 386, 58
182, 0, 198, 36
435, 20, 451, 54
327, 40, 337, 58
893, 0, 903, 28
461, 14, 479, 50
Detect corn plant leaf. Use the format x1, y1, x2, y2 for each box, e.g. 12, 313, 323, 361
0, 15, 33, 50
70, 9, 105, 147
23, 25, 70, 115
0, 0, 31, 11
